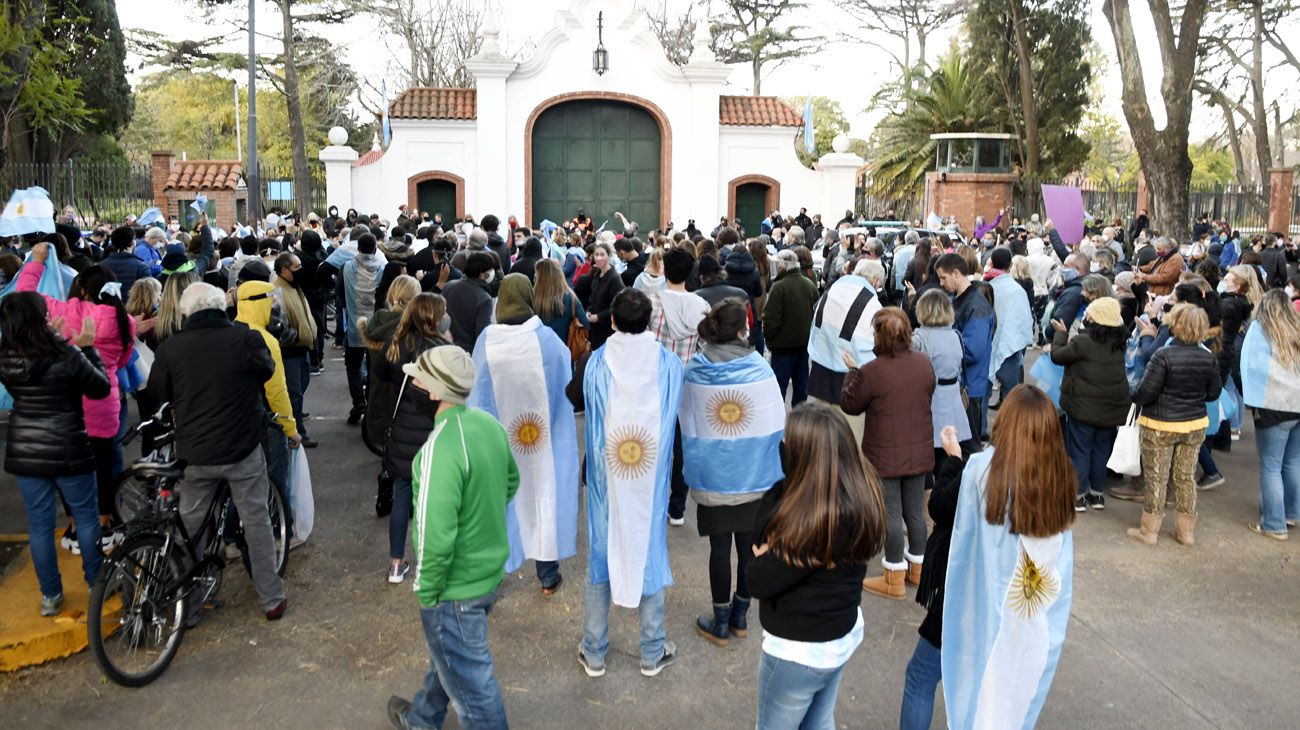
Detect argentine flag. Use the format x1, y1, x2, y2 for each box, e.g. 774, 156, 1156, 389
0, 187, 56, 237
943, 449, 1074, 730
680, 351, 783, 494
987, 273, 1034, 385
468, 317, 579, 575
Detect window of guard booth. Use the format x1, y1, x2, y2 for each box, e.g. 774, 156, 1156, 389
936, 142, 946, 171
949, 139, 975, 170
977, 139, 1003, 170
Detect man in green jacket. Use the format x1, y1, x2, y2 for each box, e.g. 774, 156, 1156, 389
387, 346, 519, 730
763, 249, 820, 406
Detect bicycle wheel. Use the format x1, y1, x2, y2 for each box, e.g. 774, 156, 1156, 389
87, 534, 188, 687
241, 481, 290, 578
112, 470, 158, 524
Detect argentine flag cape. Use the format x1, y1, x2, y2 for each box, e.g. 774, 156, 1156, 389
584, 331, 683, 607
680, 350, 783, 494
468, 317, 579, 574
987, 273, 1034, 384
340, 252, 384, 348
1240, 320, 1300, 410
943, 448, 1074, 730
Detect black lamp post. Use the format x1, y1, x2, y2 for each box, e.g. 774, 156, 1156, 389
593, 11, 609, 76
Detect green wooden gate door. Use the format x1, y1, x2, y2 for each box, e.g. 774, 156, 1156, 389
735, 183, 769, 239
417, 179, 457, 223
532, 101, 661, 230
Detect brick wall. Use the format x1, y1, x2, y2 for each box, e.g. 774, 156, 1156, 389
1268, 169, 1295, 235
160, 190, 243, 231
150, 152, 174, 210
924, 172, 1017, 236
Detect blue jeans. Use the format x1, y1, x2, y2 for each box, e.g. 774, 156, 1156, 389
1256, 419, 1300, 533
390, 477, 413, 560
16, 472, 102, 598
900, 636, 942, 730
1064, 416, 1118, 497
995, 350, 1024, 400
282, 352, 311, 437
580, 583, 666, 670
771, 351, 809, 406
404, 592, 508, 730
1197, 441, 1220, 478
755, 651, 847, 730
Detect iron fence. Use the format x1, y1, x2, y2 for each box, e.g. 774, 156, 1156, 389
0, 160, 155, 227
257, 162, 327, 217
855, 175, 923, 223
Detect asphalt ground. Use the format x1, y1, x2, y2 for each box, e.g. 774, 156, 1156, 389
1, 349, 1298, 729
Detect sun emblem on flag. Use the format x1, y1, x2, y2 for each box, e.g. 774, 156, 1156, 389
605, 425, 657, 480
508, 412, 548, 455
1008, 547, 1059, 620
14, 202, 24, 216
706, 389, 754, 436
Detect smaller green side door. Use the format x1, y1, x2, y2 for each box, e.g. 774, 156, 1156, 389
417, 180, 457, 223
735, 183, 769, 239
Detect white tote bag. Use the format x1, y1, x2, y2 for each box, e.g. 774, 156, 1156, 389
1106, 405, 1142, 476
289, 447, 314, 542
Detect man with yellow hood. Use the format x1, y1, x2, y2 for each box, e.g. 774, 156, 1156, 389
236, 280, 301, 447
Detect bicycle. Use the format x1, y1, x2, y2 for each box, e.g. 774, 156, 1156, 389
88, 407, 290, 687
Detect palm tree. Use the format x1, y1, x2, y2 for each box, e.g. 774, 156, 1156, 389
867, 50, 997, 190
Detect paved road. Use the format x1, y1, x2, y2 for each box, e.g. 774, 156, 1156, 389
2, 350, 1298, 729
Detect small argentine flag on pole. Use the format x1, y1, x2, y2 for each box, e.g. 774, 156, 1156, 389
382, 79, 392, 148
803, 97, 815, 154
0, 187, 56, 237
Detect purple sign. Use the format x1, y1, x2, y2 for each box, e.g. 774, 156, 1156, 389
1041, 185, 1085, 245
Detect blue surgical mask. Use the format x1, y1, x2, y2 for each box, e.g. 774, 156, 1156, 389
1061, 269, 1080, 284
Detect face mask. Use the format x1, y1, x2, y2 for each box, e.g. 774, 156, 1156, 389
1090, 262, 1101, 272
484, 269, 496, 285
1287, 286, 1297, 299
438, 313, 451, 335
983, 238, 994, 249
1061, 269, 1079, 284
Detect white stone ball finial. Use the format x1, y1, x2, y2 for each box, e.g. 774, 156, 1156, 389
832, 133, 850, 154
328, 126, 348, 146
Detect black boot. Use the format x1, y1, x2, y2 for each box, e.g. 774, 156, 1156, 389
695, 603, 731, 646
729, 594, 751, 637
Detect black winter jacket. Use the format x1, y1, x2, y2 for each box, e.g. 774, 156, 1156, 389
746, 480, 870, 643
1, 344, 111, 477
1050, 328, 1132, 427
1261, 247, 1289, 289
917, 453, 965, 649
587, 267, 625, 349
147, 310, 275, 466
1131, 340, 1222, 424
380, 335, 452, 479
442, 277, 494, 353
509, 239, 546, 283
1218, 292, 1252, 385
1051, 277, 1085, 329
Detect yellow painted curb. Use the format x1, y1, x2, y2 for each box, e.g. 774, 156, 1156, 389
0, 534, 96, 672
0, 534, 30, 543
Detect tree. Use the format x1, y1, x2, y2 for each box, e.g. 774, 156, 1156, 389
1, 0, 130, 166
1102, 0, 1210, 241
786, 95, 851, 168
868, 49, 996, 189
840, 0, 965, 104
363, 0, 484, 87
641, 1, 698, 67
965, 0, 1092, 188
710, 1, 819, 95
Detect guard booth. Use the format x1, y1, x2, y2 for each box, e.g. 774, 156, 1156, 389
924, 133, 1018, 235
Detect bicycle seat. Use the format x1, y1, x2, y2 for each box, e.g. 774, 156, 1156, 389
131, 462, 185, 481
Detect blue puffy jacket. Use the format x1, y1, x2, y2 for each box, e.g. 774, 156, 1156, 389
953, 283, 995, 399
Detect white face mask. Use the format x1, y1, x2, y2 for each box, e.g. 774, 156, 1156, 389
1090, 261, 1102, 272
1287, 286, 1297, 299
483, 269, 496, 285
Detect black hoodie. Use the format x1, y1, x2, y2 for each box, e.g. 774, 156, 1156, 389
508, 237, 546, 283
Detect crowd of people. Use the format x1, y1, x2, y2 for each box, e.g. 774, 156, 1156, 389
2, 198, 1298, 729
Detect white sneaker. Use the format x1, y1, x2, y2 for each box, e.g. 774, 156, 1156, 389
668, 515, 685, 527
388, 562, 410, 584
100, 530, 124, 552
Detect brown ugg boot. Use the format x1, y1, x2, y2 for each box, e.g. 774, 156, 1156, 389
905, 560, 923, 587
1169, 513, 1196, 546
863, 561, 907, 599
1126, 511, 1163, 545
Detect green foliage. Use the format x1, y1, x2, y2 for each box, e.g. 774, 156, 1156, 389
710, 1, 818, 94
1188, 144, 1235, 187
963, 0, 1093, 178
867, 50, 997, 189
1078, 111, 1130, 186
119, 70, 365, 168
786, 96, 849, 168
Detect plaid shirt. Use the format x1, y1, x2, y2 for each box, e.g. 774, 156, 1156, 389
651, 291, 703, 364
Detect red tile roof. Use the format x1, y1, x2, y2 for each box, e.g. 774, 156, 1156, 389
164, 161, 243, 191
389, 88, 477, 120
355, 149, 384, 167
719, 96, 803, 127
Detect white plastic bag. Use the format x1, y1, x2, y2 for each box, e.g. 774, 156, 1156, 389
1106, 405, 1142, 476
289, 447, 314, 542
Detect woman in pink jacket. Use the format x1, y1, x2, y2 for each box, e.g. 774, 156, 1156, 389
22, 243, 135, 548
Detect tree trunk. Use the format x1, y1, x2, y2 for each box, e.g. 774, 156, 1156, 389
278, 0, 313, 216
1010, 0, 1039, 181
1249, 2, 1272, 184
1143, 146, 1192, 242
752, 56, 762, 95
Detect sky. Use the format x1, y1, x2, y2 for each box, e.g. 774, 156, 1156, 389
114, 0, 1290, 146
